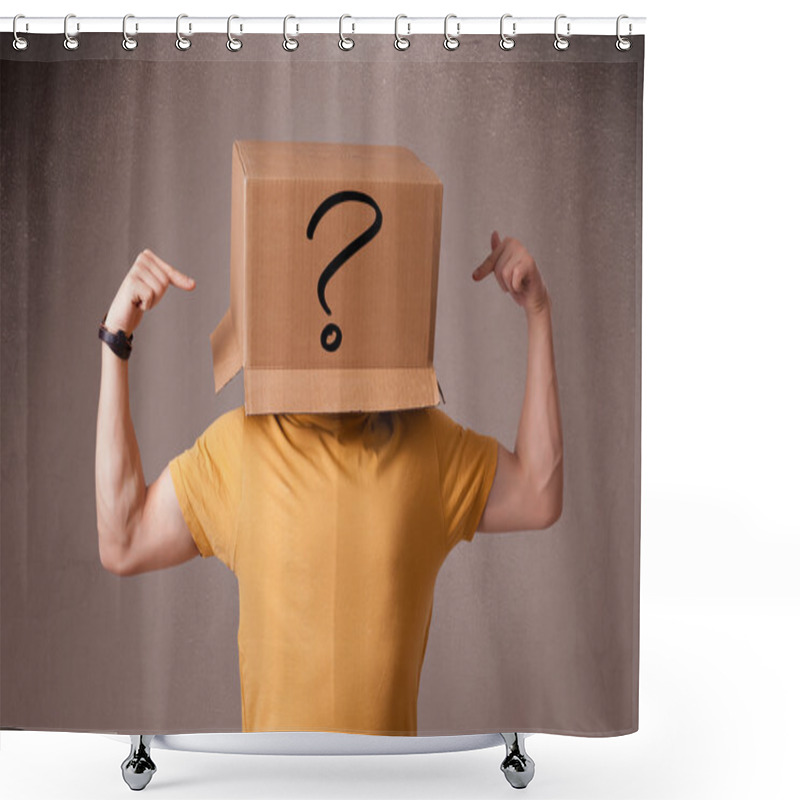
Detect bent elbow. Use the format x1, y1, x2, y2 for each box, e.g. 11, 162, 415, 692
527, 494, 563, 530
545, 501, 563, 528
521, 457, 563, 530
98, 533, 130, 576
99, 551, 123, 576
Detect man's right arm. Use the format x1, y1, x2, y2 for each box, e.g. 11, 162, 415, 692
95, 249, 198, 576
111, 462, 201, 576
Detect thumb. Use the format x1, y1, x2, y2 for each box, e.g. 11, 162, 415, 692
175, 271, 196, 290
147, 250, 196, 290
165, 265, 196, 290
472, 231, 503, 281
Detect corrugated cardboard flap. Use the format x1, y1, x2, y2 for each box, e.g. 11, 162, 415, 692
210, 307, 242, 393
242, 366, 442, 414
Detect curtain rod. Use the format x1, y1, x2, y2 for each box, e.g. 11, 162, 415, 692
1, 15, 646, 37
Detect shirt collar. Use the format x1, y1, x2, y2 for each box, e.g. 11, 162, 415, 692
281, 411, 374, 434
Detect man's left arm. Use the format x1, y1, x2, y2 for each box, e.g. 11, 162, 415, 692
472, 232, 564, 532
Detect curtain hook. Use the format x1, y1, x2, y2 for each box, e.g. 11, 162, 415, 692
443, 13, 460, 50
227, 15, 243, 51
554, 14, 570, 51
616, 15, 632, 51
394, 14, 410, 50
283, 15, 299, 51
12, 14, 28, 51
176, 13, 191, 50
63, 13, 79, 51
499, 13, 516, 50
122, 14, 138, 51
339, 14, 355, 50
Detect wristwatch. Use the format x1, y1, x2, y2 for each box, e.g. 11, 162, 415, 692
98, 313, 134, 360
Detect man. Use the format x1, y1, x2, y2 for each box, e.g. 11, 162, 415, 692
95, 232, 563, 734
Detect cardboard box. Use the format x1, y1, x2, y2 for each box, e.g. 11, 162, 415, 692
210, 140, 445, 414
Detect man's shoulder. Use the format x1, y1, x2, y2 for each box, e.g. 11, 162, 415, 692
393, 405, 442, 430
202, 405, 246, 442
416, 405, 454, 432
213, 405, 246, 427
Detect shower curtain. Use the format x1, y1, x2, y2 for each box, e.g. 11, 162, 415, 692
0, 28, 644, 737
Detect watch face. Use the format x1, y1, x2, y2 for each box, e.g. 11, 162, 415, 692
99, 325, 132, 358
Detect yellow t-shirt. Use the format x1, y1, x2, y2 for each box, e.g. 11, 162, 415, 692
168, 405, 498, 735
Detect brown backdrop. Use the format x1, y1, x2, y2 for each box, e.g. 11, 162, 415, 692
0, 32, 643, 736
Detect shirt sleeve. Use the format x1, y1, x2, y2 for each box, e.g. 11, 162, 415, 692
168, 406, 245, 571
427, 407, 499, 551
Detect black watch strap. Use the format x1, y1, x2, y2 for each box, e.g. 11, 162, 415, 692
99, 313, 134, 360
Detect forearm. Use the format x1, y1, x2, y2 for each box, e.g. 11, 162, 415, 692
95, 342, 146, 569
514, 295, 564, 519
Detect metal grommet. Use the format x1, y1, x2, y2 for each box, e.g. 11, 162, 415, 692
339, 14, 354, 50
176, 13, 191, 50
227, 15, 243, 51
122, 14, 138, 51
283, 15, 298, 51
12, 14, 28, 51
554, 14, 570, 51
616, 15, 632, 51
443, 13, 460, 50
63, 13, 79, 51
394, 14, 410, 50
499, 13, 515, 50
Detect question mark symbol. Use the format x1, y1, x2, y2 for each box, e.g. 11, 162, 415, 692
307, 190, 383, 352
